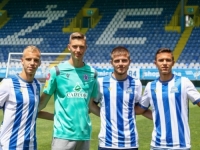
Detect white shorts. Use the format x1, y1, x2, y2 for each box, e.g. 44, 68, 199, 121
150, 147, 190, 150
51, 138, 90, 150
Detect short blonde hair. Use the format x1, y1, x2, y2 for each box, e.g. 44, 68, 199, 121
23, 45, 41, 57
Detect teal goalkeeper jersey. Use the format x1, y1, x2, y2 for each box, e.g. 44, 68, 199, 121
43, 61, 98, 140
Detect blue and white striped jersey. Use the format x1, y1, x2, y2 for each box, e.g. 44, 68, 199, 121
96, 74, 142, 149
139, 75, 200, 149
0, 75, 41, 150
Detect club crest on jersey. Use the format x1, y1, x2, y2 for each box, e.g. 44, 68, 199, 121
153, 89, 157, 93
66, 73, 70, 78
170, 86, 179, 93
20, 88, 23, 93
108, 87, 112, 91
83, 74, 88, 81
126, 87, 133, 94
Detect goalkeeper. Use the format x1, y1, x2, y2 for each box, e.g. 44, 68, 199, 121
39, 32, 100, 150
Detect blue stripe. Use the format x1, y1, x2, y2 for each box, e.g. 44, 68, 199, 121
174, 76, 186, 147
162, 83, 173, 146
116, 81, 125, 147
9, 76, 23, 149
151, 80, 161, 146
24, 83, 35, 149
103, 76, 112, 146
34, 79, 40, 150
23, 83, 36, 149
128, 77, 136, 147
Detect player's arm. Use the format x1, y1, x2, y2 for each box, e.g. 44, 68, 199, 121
184, 77, 200, 107
89, 98, 100, 117
135, 105, 153, 120
38, 93, 51, 111
38, 110, 53, 120
38, 93, 53, 120
141, 108, 152, 120
135, 82, 152, 120
38, 67, 56, 111
89, 77, 100, 116
0, 79, 10, 109
134, 104, 146, 115
93, 80, 102, 105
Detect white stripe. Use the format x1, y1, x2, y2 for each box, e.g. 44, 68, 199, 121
181, 78, 190, 147
157, 82, 167, 145
29, 82, 40, 148
0, 79, 16, 148
123, 80, 131, 147
17, 81, 28, 148
110, 77, 118, 147
99, 78, 106, 147
168, 79, 179, 145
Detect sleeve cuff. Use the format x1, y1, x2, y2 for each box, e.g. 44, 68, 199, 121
193, 98, 200, 105
138, 103, 149, 110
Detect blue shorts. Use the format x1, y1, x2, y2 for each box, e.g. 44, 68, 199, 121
98, 146, 138, 150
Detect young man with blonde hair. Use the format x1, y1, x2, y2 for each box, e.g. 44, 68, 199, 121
0, 45, 46, 149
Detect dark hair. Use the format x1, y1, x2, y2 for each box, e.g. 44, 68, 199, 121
155, 48, 174, 60
110, 46, 130, 60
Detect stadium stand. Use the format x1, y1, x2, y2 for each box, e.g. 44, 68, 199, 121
175, 0, 200, 68
0, 0, 199, 69
0, 0, 84, 62
85, 0, 181, 68
178, 26, 200, 68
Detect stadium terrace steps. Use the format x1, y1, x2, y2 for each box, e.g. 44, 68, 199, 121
173, 27, 193, 62
0, 0, 9, 10
0, 0, 86, 61
0, 0, 200, 69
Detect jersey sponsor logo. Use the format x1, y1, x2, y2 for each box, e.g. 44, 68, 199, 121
66, 83, 88, 98
66, 92, 88, 98
170, 86, 179, 93
73, 83, 82, 92
126, 87, 133, 94
185, 71, 193, 75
